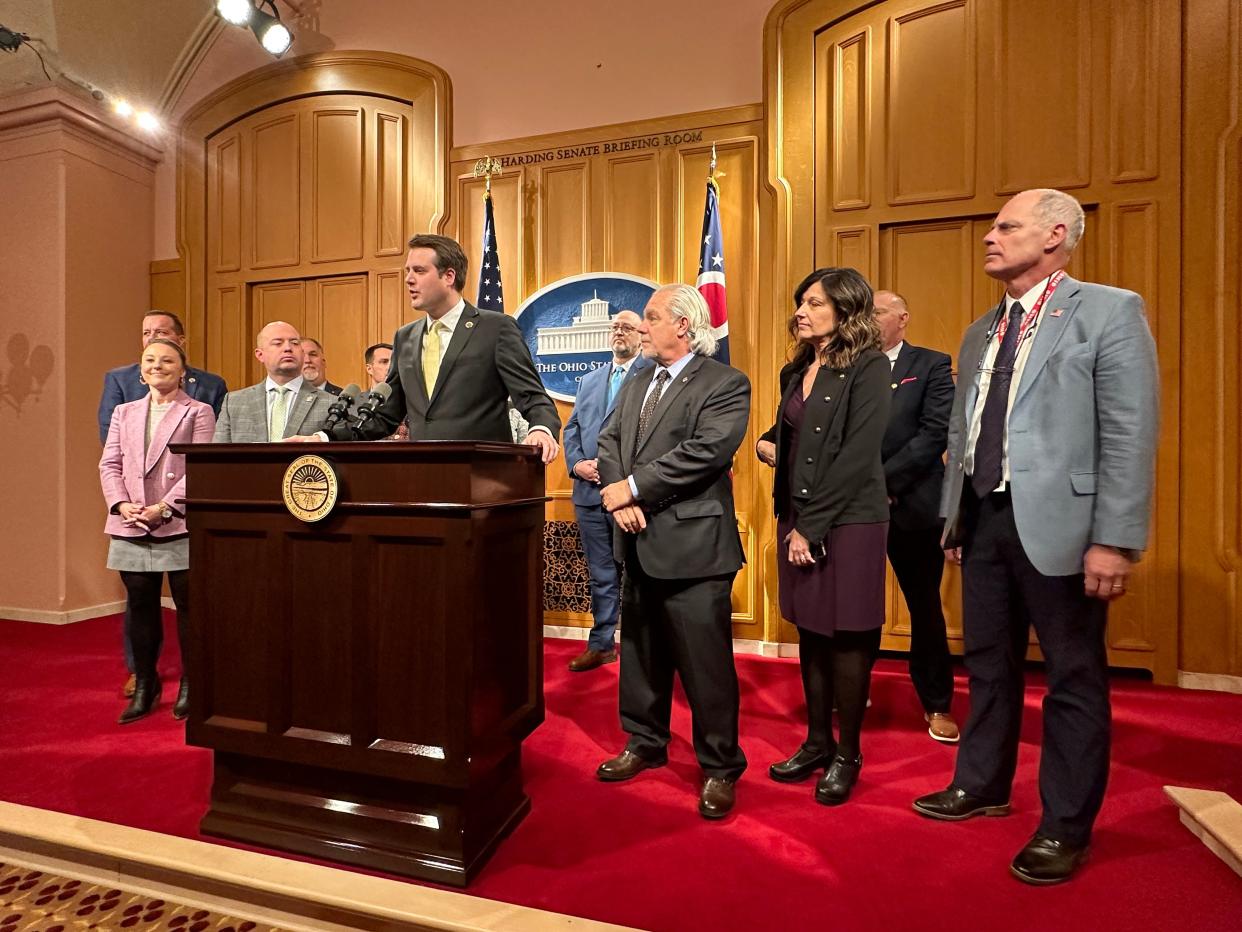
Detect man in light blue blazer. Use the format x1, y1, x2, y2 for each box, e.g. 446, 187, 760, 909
913, 189, 1160, 885
562, 309, 650, 672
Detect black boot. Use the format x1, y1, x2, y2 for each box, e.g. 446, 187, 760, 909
172, 677, 190, 721
118, 677, 161, 724
814, 753, 862, 806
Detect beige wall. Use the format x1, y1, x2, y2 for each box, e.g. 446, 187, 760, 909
152, 0, 774, 259
0, 85, 160, 620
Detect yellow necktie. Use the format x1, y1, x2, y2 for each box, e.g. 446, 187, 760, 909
423, 320, 444, 396
269, 386, 290, 441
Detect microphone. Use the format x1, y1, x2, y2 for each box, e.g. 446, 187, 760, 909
350, 382, 392, 430
324, 383, 361, 428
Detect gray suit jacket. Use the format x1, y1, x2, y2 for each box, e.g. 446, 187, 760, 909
941, 275, 1160, 576
212, 381, 335, 443
597, 354, 749, 579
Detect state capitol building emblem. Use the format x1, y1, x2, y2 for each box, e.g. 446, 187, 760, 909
282, 454, 339, 523
514, 273, 658, 402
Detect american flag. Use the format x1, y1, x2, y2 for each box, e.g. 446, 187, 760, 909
477, 190, 505, 312
697, 177, 729, 364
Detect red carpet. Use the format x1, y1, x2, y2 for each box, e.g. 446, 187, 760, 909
1, 614, 1240, 931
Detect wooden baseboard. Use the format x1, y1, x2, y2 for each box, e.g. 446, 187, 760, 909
0, 801, 632, 931
0, 597, 177, 625
1177, 671, 1242, 694
1164, 786, 1242, 878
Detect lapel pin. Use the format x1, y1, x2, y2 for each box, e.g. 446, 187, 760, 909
682, 376, 689, 383
188, 377, 197, 384
891, 383, 898, 389
1051, 308, 1065, 317
465, 321, 475, 329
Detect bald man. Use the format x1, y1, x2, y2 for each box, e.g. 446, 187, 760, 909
212, 321, 337, 443
873, 291, 958, 743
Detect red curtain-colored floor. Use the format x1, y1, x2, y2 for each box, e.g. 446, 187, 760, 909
1, 614, 1240, 931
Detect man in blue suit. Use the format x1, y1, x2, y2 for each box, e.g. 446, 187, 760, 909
98, 311, 228, 443
562, 309, 649, 672
97, 310, 227, 696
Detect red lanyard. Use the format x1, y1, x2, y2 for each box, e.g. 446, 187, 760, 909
995, 270, 1065, 347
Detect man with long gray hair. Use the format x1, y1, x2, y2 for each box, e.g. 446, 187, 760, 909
593, 284, 751, 820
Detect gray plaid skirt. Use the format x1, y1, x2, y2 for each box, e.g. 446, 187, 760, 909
106, 535, 189, 573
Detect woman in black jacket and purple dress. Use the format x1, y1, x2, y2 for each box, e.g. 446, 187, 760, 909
756, 267, 891, 805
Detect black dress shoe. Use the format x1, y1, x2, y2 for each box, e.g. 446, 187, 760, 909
698, 777, 736, 819
912, 786, 1011, 821
118, 677, 161, 725
1010, 833, 1089, 885
769, 746, 833, 784
814, 753, 862, 806
171, 677, 190, 721
596, 749, 665, 782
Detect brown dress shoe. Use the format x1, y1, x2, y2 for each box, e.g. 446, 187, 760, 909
568, 647, 618, 672
698, 777, 736, 819
926, 712, 960, 743
596, 749, 664, 781
122, 673, 137, 698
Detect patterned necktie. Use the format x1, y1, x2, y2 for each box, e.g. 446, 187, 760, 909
269, 385, 290, 442
971, 301, 1027, 497
607, 365, 626, 407
423, 320, 444, 396
633, 369, 670, 456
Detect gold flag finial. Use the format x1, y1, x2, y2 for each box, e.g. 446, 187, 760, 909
473, 156, 503, 195
708, 143, 724, 190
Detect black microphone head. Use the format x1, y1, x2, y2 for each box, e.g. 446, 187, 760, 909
372, 382, 392, 401
340, 383, 362, 400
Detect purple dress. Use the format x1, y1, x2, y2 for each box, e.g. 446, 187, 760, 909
776, 388, 888, 636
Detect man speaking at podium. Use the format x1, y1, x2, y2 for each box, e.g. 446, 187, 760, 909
310, 234, 560, 461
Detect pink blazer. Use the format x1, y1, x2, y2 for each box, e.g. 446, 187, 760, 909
99, 391, 216, 538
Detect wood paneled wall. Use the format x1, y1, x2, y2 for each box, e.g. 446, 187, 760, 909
767, 0, 1183, 678
176, 52, 450, 395
448, 107, 766, 640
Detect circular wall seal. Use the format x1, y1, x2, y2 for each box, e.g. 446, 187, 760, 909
513, 272, 658, 402
282, 454, 339, 522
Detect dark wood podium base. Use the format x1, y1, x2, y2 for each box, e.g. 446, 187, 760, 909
200, 750, 531, 887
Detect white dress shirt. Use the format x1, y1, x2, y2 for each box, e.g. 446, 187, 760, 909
964, 275, 1052, 490
420, 298, 466, 366
885, 341, 904, 370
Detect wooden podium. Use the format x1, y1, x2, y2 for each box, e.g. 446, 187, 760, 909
176, 441, 547, 887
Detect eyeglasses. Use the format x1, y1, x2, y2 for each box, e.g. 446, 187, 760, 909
609, 324, 639, 335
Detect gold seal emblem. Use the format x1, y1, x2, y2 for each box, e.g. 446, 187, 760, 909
282, 454, 339, 523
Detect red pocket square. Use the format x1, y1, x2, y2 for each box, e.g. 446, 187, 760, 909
899, 377, 918, 385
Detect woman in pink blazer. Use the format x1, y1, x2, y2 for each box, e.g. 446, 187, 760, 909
99, 338, 215, 724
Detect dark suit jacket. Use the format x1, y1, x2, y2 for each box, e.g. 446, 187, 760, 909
759, 348, 891, 545
563, 356, 651, 507
321, 381, 343, 396
881, 343, 954, 530
597, 354, 749, 579
98, 363, 227, 443
330, 302, 560, 442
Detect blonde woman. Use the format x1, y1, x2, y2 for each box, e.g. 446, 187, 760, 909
100, 339, 215, 723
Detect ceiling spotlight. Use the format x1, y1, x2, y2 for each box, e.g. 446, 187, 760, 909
251, 5, 292, 57
112, 98, 133, 118
136, 111, 160, 132
215, 0, 253, 27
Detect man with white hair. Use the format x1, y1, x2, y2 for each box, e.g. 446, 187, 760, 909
912, 189, 1160, 885
593, 284, 751, 820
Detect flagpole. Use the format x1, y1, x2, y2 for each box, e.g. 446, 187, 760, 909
472, 157, 506, 313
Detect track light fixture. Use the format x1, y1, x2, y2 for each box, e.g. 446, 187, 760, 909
215, 1, 294, 59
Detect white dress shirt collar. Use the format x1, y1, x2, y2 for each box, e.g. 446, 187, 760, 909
885, 341, 904, 368
265, 374, 305, 394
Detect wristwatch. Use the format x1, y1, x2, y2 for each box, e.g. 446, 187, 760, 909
159, 504, 173, 521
